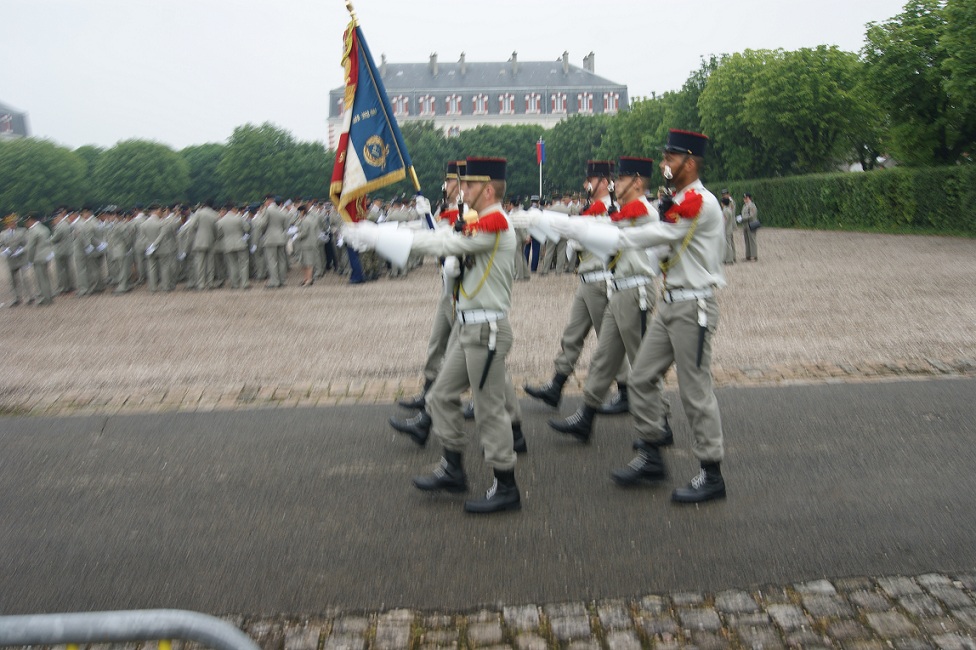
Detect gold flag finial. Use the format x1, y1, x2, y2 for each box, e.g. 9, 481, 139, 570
344, 0, 358, 25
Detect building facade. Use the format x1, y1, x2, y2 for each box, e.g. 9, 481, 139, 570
327, 52, 628, 149
0, 101, 30, 140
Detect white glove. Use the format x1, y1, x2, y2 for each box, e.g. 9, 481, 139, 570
250, 245, 257, 254
550, 216, 588, 242
178, 252, 187, 261
287, 225, 299, 237
243, 233, 250, 241
414, 195, 431, 216
566, 240, 581, 261
96, 241, 108, 253
735, 214, 742, 224
85, 244, 95, 256
1, 247, 10, 257
442, 255, 461, 279
145, 243, 156, 257
12, 246, 25, 257
342, 221, 379, 252
45, 251, 55, 262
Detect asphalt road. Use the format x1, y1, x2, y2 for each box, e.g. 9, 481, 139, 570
2, 377, 975, 616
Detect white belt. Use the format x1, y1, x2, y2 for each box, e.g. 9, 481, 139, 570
611, 275, 651, 291
661, 287, 714, 303
580, 270, 612, 284
457, 309, 507, 324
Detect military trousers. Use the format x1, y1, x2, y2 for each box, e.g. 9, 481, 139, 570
5, 262, 28, 301
428, 318, 515, 471
583, 283, 666, 410
192, 249, 215, 289
743, 224, 758, 260
55, 253, 74, 292
225, 250, 249, 289
265, 245, 287, 287
422, 291, 455, 383
554, 278, 629, 384
32, 260, 54, 303
630, 295, 723, 463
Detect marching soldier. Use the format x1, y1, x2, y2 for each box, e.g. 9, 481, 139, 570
548, 129, 728, 503
523, 161, 630, 414
549, 157, 671, 443
346, 157, 522, 514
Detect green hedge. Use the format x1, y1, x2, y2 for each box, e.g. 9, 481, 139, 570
708, 166, 976, 237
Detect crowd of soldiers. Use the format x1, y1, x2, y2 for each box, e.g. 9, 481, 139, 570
1, 197, 380, 307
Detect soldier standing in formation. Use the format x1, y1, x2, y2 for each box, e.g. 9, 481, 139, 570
24, 213, 55, 306
2, 214, 29, 306
741, 192, 758, 261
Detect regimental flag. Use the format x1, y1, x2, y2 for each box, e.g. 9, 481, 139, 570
329, 20, 418, 222
536, 138, 546, 165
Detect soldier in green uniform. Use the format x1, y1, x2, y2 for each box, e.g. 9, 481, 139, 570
524, 161, 630, 414
24, 213, 55, 305
551, 130, 728, 503
346, 157, 521, 514
2, 214, 29, 306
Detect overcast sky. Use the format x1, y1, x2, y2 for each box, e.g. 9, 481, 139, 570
3, 0, 908, 151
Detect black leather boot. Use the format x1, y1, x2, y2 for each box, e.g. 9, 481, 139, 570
633, 415, 674, 450
398, 378, 433, 410
611, 445, 667, 486
413, 450, 467, 493
513, 421, 527, 454
524, 373, 568, 408
597, 383, 629, 415
548, 404, 596, 443
462, 401, 475, 420
464, 468, 521, 513
672, 462, 726, 503
389, 409, 431, 446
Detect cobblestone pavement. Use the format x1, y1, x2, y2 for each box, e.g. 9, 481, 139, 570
3, 229, 976, 648
12, 572, 976, 649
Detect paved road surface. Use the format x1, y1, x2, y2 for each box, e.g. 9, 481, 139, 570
2, 377, 974, 616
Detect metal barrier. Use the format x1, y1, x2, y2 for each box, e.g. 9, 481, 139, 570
0, 609, 260, 650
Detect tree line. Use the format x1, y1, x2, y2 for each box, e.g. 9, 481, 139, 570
2, 0, 973, 217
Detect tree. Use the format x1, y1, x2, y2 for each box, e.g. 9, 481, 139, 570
284, 141, 334, 200
743, 46, 876, 174
73, 145, 103, 205
92, 140, 190, 207
456, 124, 544, 201
543, 114, 612, 197
181, 143, 226, 204
862, 0, 976, 164
699, 49, 781, 180
217, 122, 299, 201
0, 139, 87, 215
385, 121, 457, 202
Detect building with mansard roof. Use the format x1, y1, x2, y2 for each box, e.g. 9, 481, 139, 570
326, 51, 628, 149
0, 101, 30, 140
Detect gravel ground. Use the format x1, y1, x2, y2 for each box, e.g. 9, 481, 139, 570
1, 228, 975, 405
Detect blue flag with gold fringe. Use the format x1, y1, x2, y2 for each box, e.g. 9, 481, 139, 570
330, 19, 418, 222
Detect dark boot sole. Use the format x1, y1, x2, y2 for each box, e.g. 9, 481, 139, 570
464, 499, 521, 514
413, 478, 468, 493
671, 486, 727, 503
524, 387, 560, 408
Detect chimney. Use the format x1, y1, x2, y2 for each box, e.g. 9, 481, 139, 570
584, 52, 595, 73
510, 50, 518, 76
429, 52, 438, 76
562, 51, 570, 75
459, 51, 467, 76
381, 53, 387, 78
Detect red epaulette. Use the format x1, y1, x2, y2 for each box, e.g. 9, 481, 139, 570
662, 190, 703, 224
463, 211, 509, 235
439, 208, 460, 226
612, 199, 649, 222
581, 201, 608, 216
